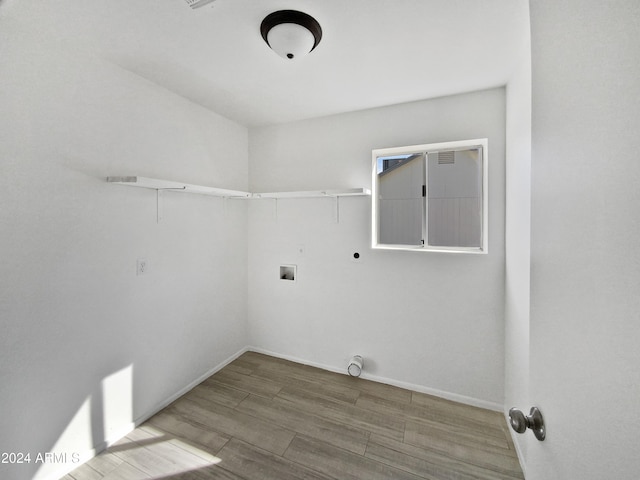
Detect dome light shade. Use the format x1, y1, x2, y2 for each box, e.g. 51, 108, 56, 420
267, 23, 315, 60
261, 10, 322, 60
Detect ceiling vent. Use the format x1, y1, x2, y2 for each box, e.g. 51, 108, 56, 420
438, 151, 455, 165
184, 0, 217, 9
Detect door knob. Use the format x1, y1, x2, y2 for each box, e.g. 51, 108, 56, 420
508, 406, 545, 441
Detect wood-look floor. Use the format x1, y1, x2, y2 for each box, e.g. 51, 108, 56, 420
64, 352, 524, 480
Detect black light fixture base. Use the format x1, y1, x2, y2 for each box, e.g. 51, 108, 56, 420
260, 10, 323, 53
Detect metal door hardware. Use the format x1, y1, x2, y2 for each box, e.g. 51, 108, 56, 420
508, 406, 546, 441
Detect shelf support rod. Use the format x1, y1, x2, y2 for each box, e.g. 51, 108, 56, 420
155, 187, 185, 223
157, 189, 163, 223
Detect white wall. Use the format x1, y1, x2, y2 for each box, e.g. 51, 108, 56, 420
248, 88, 506, 408
528, 1, 640, 478
0, 18, 249, 480
504, 9, 532, 474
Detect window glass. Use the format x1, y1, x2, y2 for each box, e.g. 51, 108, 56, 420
372, 139, 487, 253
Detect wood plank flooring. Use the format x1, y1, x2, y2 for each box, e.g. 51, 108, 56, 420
64, 352, 524, 480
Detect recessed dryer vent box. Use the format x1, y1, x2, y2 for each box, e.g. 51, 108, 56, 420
280, 265, 297, 282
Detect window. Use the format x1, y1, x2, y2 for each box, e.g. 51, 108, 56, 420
372, 139, 488, 253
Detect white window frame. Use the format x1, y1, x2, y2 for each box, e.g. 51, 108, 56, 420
371, 138, 488, 254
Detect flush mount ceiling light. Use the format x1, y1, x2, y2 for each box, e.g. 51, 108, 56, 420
260, 10, 322, 60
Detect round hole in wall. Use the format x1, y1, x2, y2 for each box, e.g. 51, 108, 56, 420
353, 252, 360, 259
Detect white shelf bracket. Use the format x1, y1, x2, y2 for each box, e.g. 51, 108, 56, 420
332, 195, 340, 223
222, 196, 228, 216
156, 187, 186, 223
157, 189, 163, 223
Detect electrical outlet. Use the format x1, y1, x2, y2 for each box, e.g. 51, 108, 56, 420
137, 259, 147, 276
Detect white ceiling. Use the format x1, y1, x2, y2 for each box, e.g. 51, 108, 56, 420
3, 0, 529, 127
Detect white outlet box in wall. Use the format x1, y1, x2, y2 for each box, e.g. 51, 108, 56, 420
280, 265, 296, 281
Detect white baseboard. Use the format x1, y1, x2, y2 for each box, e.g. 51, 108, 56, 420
248, 346, 504, 412
133, 346, 251, 426
505, 410, 528, 478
